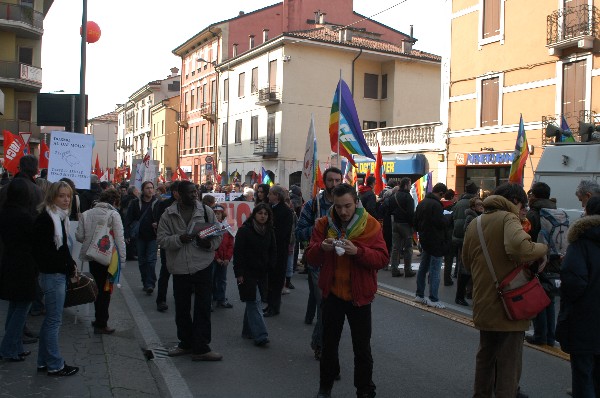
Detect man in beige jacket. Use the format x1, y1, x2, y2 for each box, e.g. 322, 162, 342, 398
463, 183, 547, 398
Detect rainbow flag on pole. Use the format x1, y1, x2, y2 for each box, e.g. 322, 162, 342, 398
301, 115, 319, 200
261, 166, 273, 186
411, 172, 433, 204
508, 115, 529, 185
329, 79, 375, 167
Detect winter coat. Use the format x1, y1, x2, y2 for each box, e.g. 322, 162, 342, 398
76, 202, 126, 264
462, 195, 547, 331
125, 197, 158, 241
271, 202, 293, 268
295, 192, 333, 243
556, 215, 600, 354
414, 193, 450, 257
214, 232, 234, 262
156, 201, 222, 275
358, 186, 377, 217
526, 197, 557, 243
452, 193, 477, 243
0, 206, 37, 301
306, 214, 389, 307
33, 210, 77, 275
384, 189, 414, 225
0, 173, 44, 217
233, 221, 276, 301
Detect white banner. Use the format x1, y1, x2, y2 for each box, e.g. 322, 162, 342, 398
301, 115, 317, 201
47, 131, 94, 189
221, 201, 254, 235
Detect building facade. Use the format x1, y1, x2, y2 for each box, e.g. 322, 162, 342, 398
87, 111, 117, 175
445, 0, 600, 194
0, 0, 54, 164
150, 95, 180, 180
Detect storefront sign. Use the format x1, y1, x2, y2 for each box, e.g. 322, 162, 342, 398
353, 154, 426, 175
456, 152, 514, 166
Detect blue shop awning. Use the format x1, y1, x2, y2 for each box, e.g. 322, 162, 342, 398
353, 154, 427, 175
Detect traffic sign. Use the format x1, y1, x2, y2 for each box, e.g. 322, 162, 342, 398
205, 155, 213, 164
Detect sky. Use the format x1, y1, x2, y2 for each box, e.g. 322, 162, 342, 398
41, 0, 449, 118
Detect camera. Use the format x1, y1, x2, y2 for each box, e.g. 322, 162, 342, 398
332, 240, 345, 247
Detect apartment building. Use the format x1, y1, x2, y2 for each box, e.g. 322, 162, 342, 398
445, 0, 600, 193
87, 111, 117, 175
150, 95, 180, 179
0, 0, 54, 163
115, 69, 180, 171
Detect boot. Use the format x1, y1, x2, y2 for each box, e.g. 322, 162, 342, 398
456, 273, 470, 303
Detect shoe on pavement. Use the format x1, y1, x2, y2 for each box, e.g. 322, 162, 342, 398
157, 302, 168, 312
23, 326, 39, 338
254, 338, 270, 347
191, 351, 223, 361
316, 388, 332, 398
146, 287, 154, 295
404, 270, 417, 278
525, 335, 544, 346
217, 301, 233, 309
426, 299, 446, 309
516, 388, 529, 398
167, 346, 192, 357
281, 288, 291, 295
47, 363, 79, 377
391, 271, 404, 277
94, 326, 115, 335
444, 280, 454, 286
357, 392, 376, 398
287, 282, 295, 289
263, 310, 280, 318
413, 296, 427, 305
455, 298, 469, 306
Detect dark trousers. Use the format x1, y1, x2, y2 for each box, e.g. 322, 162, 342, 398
443, 240, 457, 283
156, 248, 170, 304
456, 273, 471, 301
89, 261, 111, 328
320, 294, 375, 396
267, 261, 286, 313
172, 267, 212, 355
305, 266, 317, 323
570, 353, 600, 398
474, 331, 523, 398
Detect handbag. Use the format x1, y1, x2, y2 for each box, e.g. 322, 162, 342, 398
64, 271, 98, 308
85, 216, 115, 266
538, 272, 561, 298
476, 216, 550, 321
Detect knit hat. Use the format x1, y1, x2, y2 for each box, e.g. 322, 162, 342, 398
465, 181, 478, 194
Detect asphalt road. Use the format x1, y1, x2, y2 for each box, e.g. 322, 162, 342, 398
120, 259, 571, 398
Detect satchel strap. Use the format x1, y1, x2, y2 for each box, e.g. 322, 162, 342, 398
476, 215, 500, 290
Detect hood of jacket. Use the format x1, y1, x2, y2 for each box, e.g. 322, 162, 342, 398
567, 214, 600, 243
483, 195, 519, 216
530, 197, 557, 211
358, 184, 372, 194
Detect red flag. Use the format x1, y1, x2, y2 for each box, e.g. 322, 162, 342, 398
93, 154, 102, 177
125, 166, 131, 180
251, 170, 257, 184
257, 170, 262, 184
171, 168, 179, 182
364, 168, 371, 184
177, 167, 188, 181
39, 140, 50, 169
374, 144, 383, 195
2, 130, 26, 174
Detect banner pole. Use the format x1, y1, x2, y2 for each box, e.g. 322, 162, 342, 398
337, 70, 342, 168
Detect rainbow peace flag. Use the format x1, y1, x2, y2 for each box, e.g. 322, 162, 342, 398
508, 115, 529, 185
342, 158, 357, 186
329, 79, 375, 167
262, 166, 273, 186
560, 115, 576, 143
411, 172, 433, 204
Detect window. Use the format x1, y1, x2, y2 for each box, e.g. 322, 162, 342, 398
202, 83, 207, 105
222, 122, 228, 145
251, 115, 258, 141
562, 59, 587, 129
17, 100, 31, 121
183, 128, 188, 150
19, 47, 33, 65
190, 91, 195, 110
195, 126, 199, 148
238, 73, 245, 97
263, 29, 269, 43
379, 121, 387, 128
267, 113, 275, 141
233, 44, 238, 57
249, 35, 255, 49
201, 124, 206, 147
211, 80, 217, 112
362, 121, 378, 130
482, 0, 501, 39
235, 119, 242, 143
480, 77, 499, 127
141, 110, 145, 127
223, 79, 229, 102
364, 74, 378, 99
382, 74, 388, 99
210, 124, 215, 146
251, 67, 258, 93
269, 60, 277, 90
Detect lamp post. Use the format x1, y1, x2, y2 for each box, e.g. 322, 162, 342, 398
79, 0, 87, 134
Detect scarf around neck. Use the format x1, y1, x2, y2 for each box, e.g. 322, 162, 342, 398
46, 205, 70, 250
325, 202, 368, 240
252, 219, 267, 236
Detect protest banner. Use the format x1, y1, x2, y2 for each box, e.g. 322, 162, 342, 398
221, 201, 254, 235
47, 131, 94, 189
202, 192, 226, 203
229, 192, 243, 201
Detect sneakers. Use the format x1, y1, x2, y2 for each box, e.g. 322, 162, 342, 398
191, 351, 223, 361
426, 299, 446, 309
167, 346, 192, 357
47, 363, 79, 377
281, 288, 291, 295
413, 296, 428, 305
157, 302, 168, 312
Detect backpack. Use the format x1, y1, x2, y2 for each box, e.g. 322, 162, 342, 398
537, 208, 570, 262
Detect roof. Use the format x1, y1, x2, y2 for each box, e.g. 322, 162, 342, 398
286, 27, 441, 62
90, 111, 118, 123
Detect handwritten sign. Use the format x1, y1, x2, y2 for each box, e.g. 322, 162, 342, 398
47, 131, 94, 189
229, 192, 243, 201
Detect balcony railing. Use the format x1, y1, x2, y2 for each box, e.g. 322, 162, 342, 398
0, 3, 44, 30
199, 102, 216, 121
253, 137, 278, 157
547, 5, 600, 54
363, 122, 439, 148
0, 61, 42, 90
541, 111, 595, 145
255, 86, 281, 106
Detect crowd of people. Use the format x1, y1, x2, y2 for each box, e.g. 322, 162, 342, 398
0, 154, 598, 398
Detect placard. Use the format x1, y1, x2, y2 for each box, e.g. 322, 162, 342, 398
229, 192, 243, 201
47, 131, 94, 189
221, 201, 254, 235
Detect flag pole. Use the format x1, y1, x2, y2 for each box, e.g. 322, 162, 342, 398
337, 70, 342, 168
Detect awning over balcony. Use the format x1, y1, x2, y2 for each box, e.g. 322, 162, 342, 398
352, 154, 427, 175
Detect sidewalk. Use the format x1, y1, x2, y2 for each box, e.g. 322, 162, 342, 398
0, 282, 162, 397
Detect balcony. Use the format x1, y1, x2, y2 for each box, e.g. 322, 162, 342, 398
0, 119, 41, 140
0, 2, 44, 38
363, 122, 439, 150
547, 5, 600, 56
255, 86, 281, 106
199, 102, 216, 121
0, 61, 42, 91
253, 138, 278, 157
542, 110, 600, 145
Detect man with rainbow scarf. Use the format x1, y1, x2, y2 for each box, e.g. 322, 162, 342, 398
306, 183, 389, 398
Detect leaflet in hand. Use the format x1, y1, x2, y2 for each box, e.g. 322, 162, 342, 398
187, 221, 232, 238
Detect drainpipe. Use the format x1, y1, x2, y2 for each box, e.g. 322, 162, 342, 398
351, 48, 363, 96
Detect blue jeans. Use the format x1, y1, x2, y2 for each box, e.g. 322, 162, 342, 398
416, 250, 442, 302
37, 273, 66, 371
309, 267, 323, 349
242, 286, 268, 344
211, 260, 228, 303
137, 239, 157, 289
0, 300, 32, 359
286, 253, 294, 278
531, 296, 556, 345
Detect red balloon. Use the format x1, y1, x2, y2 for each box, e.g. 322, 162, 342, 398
80, 21, 101, 44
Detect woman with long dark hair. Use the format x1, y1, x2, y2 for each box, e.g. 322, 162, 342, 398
255, 184, 270, 205
33, 181, 79, 376
0, 179, 37, 362
233, 203, 276, 346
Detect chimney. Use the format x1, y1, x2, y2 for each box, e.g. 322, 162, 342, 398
314, 11, 319, 25
338, 28, 353, 43
319, 12, 326, 24
170, 67, 179, 77
239, 11, 245, 16
401, 40, 413, 53
410, 25, 414, 40
263, 29, 269, 43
